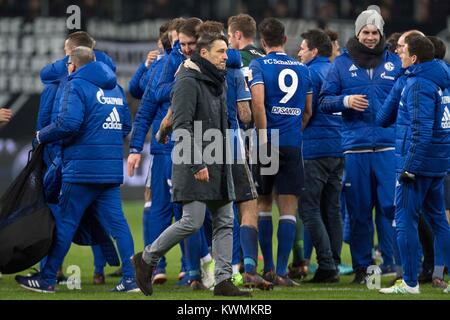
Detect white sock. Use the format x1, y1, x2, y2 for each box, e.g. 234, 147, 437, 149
232, 264, 240, 275
201, 253, 212, 265
144, 201, 152, 208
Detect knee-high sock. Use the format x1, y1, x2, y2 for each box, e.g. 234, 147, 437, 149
276, 215, 297, 276
240, 225, 258, 274
292, 212, 305, 265
258, 211, 274, 272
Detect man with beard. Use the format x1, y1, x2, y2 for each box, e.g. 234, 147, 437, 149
132, 32, 251, 297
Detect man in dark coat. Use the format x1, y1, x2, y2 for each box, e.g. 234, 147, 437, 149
132, 32, 250, 297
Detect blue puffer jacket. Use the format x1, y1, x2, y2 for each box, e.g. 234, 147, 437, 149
375, 68, 410, 128
128, 49, 172, 100
395, 59, 450, 177
154, 40, 185, 104
129, 53, 174, 155
319, 49, 402, 151
128, 62, 149, 99
38, 51, 117, 163
303, 56, 342, 159
38, 61, 131, 184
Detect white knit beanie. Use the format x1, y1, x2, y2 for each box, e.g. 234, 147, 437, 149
355, 5, 384, 37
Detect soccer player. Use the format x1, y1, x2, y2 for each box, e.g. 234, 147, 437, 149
249, 17, 312, 286
320, 5, 402, 283
227, 14, 265, 84
298, 29, 343, 283
379, 34, 450, 294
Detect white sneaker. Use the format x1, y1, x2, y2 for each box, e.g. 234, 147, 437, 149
443, 281, 450, 293
201, 259, 215, 289
379, 279, 420, 294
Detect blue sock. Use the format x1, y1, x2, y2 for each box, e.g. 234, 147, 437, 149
276, 216, 297, 277
184, 229, 202, 279
240, 225, 258, 274
232, 205, 241, 265
258, 212, 274, 272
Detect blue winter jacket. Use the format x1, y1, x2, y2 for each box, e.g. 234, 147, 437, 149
375, 68, 410, 128
319, 49, 402, 151
38, 51, 117, 163
395, 60, 450, 177
128, 49, 172, 99
154, 40, 185, 104
38, 61, 131, 184
129, 54, 174, 155
303, 56, 342, 159
128, 62, 149, 99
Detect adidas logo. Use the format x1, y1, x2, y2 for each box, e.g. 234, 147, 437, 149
103, 107, 123, 130
442, 106, 450, 129
349, 64, 358, 72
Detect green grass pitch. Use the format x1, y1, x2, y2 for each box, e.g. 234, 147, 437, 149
0, 201, 448, 300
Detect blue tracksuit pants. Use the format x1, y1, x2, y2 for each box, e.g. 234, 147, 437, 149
344, 151, 396, 270
41, 183, 135, 285
395, 175, 450, 287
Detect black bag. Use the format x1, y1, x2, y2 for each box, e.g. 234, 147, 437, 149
0, 144, 55, 274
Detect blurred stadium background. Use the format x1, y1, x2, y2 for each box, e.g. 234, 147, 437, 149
0, 0, 449, 199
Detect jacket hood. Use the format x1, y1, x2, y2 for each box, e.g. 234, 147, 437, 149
94, 50, 116, 72
226, 49, 242, 68
409, 59, 450, 90
70, 61, 117, 89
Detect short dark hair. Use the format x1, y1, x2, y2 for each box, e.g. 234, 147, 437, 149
70, 46, 95, 68
427, 36, 447, 59
405, 34, 435, 64
227, 14, 257, 39
324, 29, 338, 42
258, 18, 285, 47
196, 33, 228, 53
160, 31, 171, 52
159, 21, 170, 38
66, 31, 95, 49
301, 29, 332, 57
179, 17, 203, 39
386, 32, 402, 53
196, 21, 224, 38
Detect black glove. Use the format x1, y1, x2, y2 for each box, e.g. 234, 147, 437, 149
399, 171, 415, 183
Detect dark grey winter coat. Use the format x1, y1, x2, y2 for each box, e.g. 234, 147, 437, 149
170, 60, 235, 202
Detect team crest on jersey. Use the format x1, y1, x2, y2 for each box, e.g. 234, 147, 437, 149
384, 62, 395, 71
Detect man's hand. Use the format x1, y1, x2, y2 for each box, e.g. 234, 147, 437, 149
0, 108, 12, 123
127, 153, 142, 177
194, 167, 209, 182
145, 50, 159, 67
348, 95, 369, 112
155, 130, 170, 144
